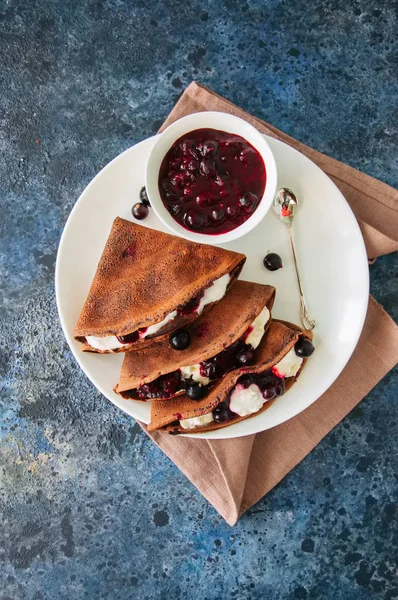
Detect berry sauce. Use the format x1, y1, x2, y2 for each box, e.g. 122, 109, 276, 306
133, 371, 182, 400
117, 328, 147, 344
199, 339, 254, 380
177, 291, 204, 315
213, 370, 285, 423
158, 128, 266, 235
123, 327, 257, 401
236, 369, 286, 397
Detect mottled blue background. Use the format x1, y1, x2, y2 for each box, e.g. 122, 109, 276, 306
1, 1, 397, 598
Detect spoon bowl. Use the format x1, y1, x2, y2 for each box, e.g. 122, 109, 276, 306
273, 187, 298, 225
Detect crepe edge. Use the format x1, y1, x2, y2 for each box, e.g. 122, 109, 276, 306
114, 283, 276, 394
76, 258, 245, 351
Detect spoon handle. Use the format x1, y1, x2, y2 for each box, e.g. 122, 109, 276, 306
287, 227, 316, 331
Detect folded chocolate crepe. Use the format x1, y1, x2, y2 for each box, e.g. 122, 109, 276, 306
74, 217, 246, 353
148, 320, 313, 434
115, 280, 276, 401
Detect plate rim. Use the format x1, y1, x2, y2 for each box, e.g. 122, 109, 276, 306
55, 134, 369, 439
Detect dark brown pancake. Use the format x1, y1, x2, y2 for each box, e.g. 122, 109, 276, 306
115, 281, 276, 397
79, 261, 242, 353
148, 320, 313, 433
74, 217, 246, 351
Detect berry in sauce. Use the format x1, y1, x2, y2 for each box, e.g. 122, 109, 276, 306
213, 400, 235, 423
238, 191, 258, 212
185, 382, 205, 400
211, 207, 225, 222
239, 375, 253, 389
198, 140, 218, 157
183, 208, 205, 231
226, 205, 238, 219
237, 347, 255, 366
195, 194, 208, 207
199, 339, 254, 380
135, 371, 181, 399
262, 386, 276, 400
199, 158, 217, 178
117, 328, 147, 344
170, 203, 182, 216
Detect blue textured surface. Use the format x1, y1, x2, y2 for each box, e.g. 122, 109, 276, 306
1, 1, 397, 598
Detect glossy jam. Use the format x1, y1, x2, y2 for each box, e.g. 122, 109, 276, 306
199, 339, 254, 379
117, 329, 147, 344
134, 371, 182, 400
235, 369, 286, 397
158, 128, 266, 235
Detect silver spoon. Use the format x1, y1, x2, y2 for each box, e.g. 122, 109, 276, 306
273, 188, 316, 331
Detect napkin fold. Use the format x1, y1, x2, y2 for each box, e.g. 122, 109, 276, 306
140, 82, 398, 525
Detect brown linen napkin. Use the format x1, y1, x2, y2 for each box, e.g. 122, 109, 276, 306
140, 82, 398, 526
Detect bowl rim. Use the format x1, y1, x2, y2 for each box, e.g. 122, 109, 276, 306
145, 111, 278, 244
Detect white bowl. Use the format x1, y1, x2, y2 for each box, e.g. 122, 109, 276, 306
145, 111, 278, 244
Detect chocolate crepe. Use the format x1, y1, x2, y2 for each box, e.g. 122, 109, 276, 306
115, 281, 276, 399
148, 320, 312, 434
74, 217, 246, 352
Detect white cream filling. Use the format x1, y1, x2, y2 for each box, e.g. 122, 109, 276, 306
144, 310, 178, 336
85, 335, 125, 351
85, 310, 178, 351
180, 364, 210, 386
245, 306, 270, 349
229, 383, 264, 417
85, 274, 230, 351
196, 273, 230, 315
228, 348, 302, 419
179, 412, 214, 430
273, 347, 303, 378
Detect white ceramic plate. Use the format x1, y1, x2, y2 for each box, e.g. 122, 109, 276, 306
55, 135, 369, 439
